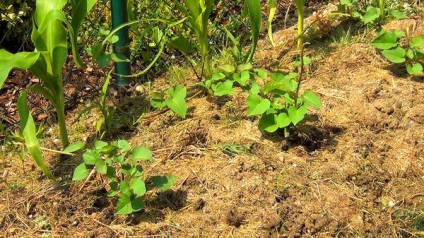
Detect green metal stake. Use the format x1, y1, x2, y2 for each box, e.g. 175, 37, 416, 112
111, 0, 131, 86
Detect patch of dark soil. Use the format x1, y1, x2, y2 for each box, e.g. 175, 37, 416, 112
275, 124, 344, 152
125, 209, 165, 225
148, 189, 187, 211
226, 207, 247, 228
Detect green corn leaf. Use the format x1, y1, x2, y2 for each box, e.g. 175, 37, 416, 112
288, 105, 307, 126
72, 163, 89, 181
0, 50, 39, 88
132, 147, 153, 161
246, 94, 271, 116
70, 0, 99, 67
151, 175, 177, 191
63, 141, 85, 153
116, 192, 144, 215
406, 62, 423, 75
371, 32, 398, 50
130, 178, 147, 197
267, 0, 277, 47
302, 91, 322, 109
17, 90, 55, 180
381, 47, 406, 63
212, 81, 235, 96
165, 85, 187, 118
245, 0, 261, 62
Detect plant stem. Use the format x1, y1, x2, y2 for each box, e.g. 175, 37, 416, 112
55, 95, 69, 148
294, 1, 305, 107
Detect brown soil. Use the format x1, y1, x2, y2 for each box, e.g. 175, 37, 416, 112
1, 3, 424, 238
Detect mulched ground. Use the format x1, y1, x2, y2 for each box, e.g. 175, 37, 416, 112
1, 2, 424, 238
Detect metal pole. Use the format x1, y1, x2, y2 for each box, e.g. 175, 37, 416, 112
110, 0, 131, 86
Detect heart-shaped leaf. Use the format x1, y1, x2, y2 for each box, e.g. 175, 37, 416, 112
130, 178, 147, 196
132, 147, 153, 161
288, 106, 307, 125
258, 114, 279, 132
381, 47, 406, 63
116, 192, 144, 215
371, 32, 398, 50
212, 81, 235, 96
72, 163, 89, 181
406, 62, 423, 75
302, 91, 322, 109
63, 141, 84, 153
246, 94, 271, 116
165, 85, 187, 118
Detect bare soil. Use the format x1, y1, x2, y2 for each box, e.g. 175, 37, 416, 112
1, 4, 424, 238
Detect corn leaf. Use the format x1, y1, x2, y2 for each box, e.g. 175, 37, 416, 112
17, 90, 55, 180
245, 0, 261, 62
0, 50, 39, 88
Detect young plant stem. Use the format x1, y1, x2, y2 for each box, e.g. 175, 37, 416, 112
294, 1, 305, 107
54, 86, 69, 147
56, 102, 70, 148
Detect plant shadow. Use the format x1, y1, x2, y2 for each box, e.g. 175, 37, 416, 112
126, 189, 188, 225
262, 116, 345, 153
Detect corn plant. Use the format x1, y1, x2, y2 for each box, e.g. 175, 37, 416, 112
372, 29, 424, 75
264, 0, 322, 136
172, 0, 261, 81
0, 0, 98, 179
72, 139, 176, 215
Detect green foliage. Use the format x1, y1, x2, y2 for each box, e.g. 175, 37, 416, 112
338, 0, 408, 25
0, 0, 98, 179
372, 29, 424, 75
72, 139, 176, 215
199, 63, 260, 96
246, 68, 321, 136
150, 85, 188, 118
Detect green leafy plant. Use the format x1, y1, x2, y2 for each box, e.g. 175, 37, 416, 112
262, 0, 322, 136
199, 62, 266, 96
0, 0, 98, 179
150, 85, 188, 118
246, 68, 322, 136
372, 28, 424, 75
338, 0, 408, 25
72, 139, 176, 215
